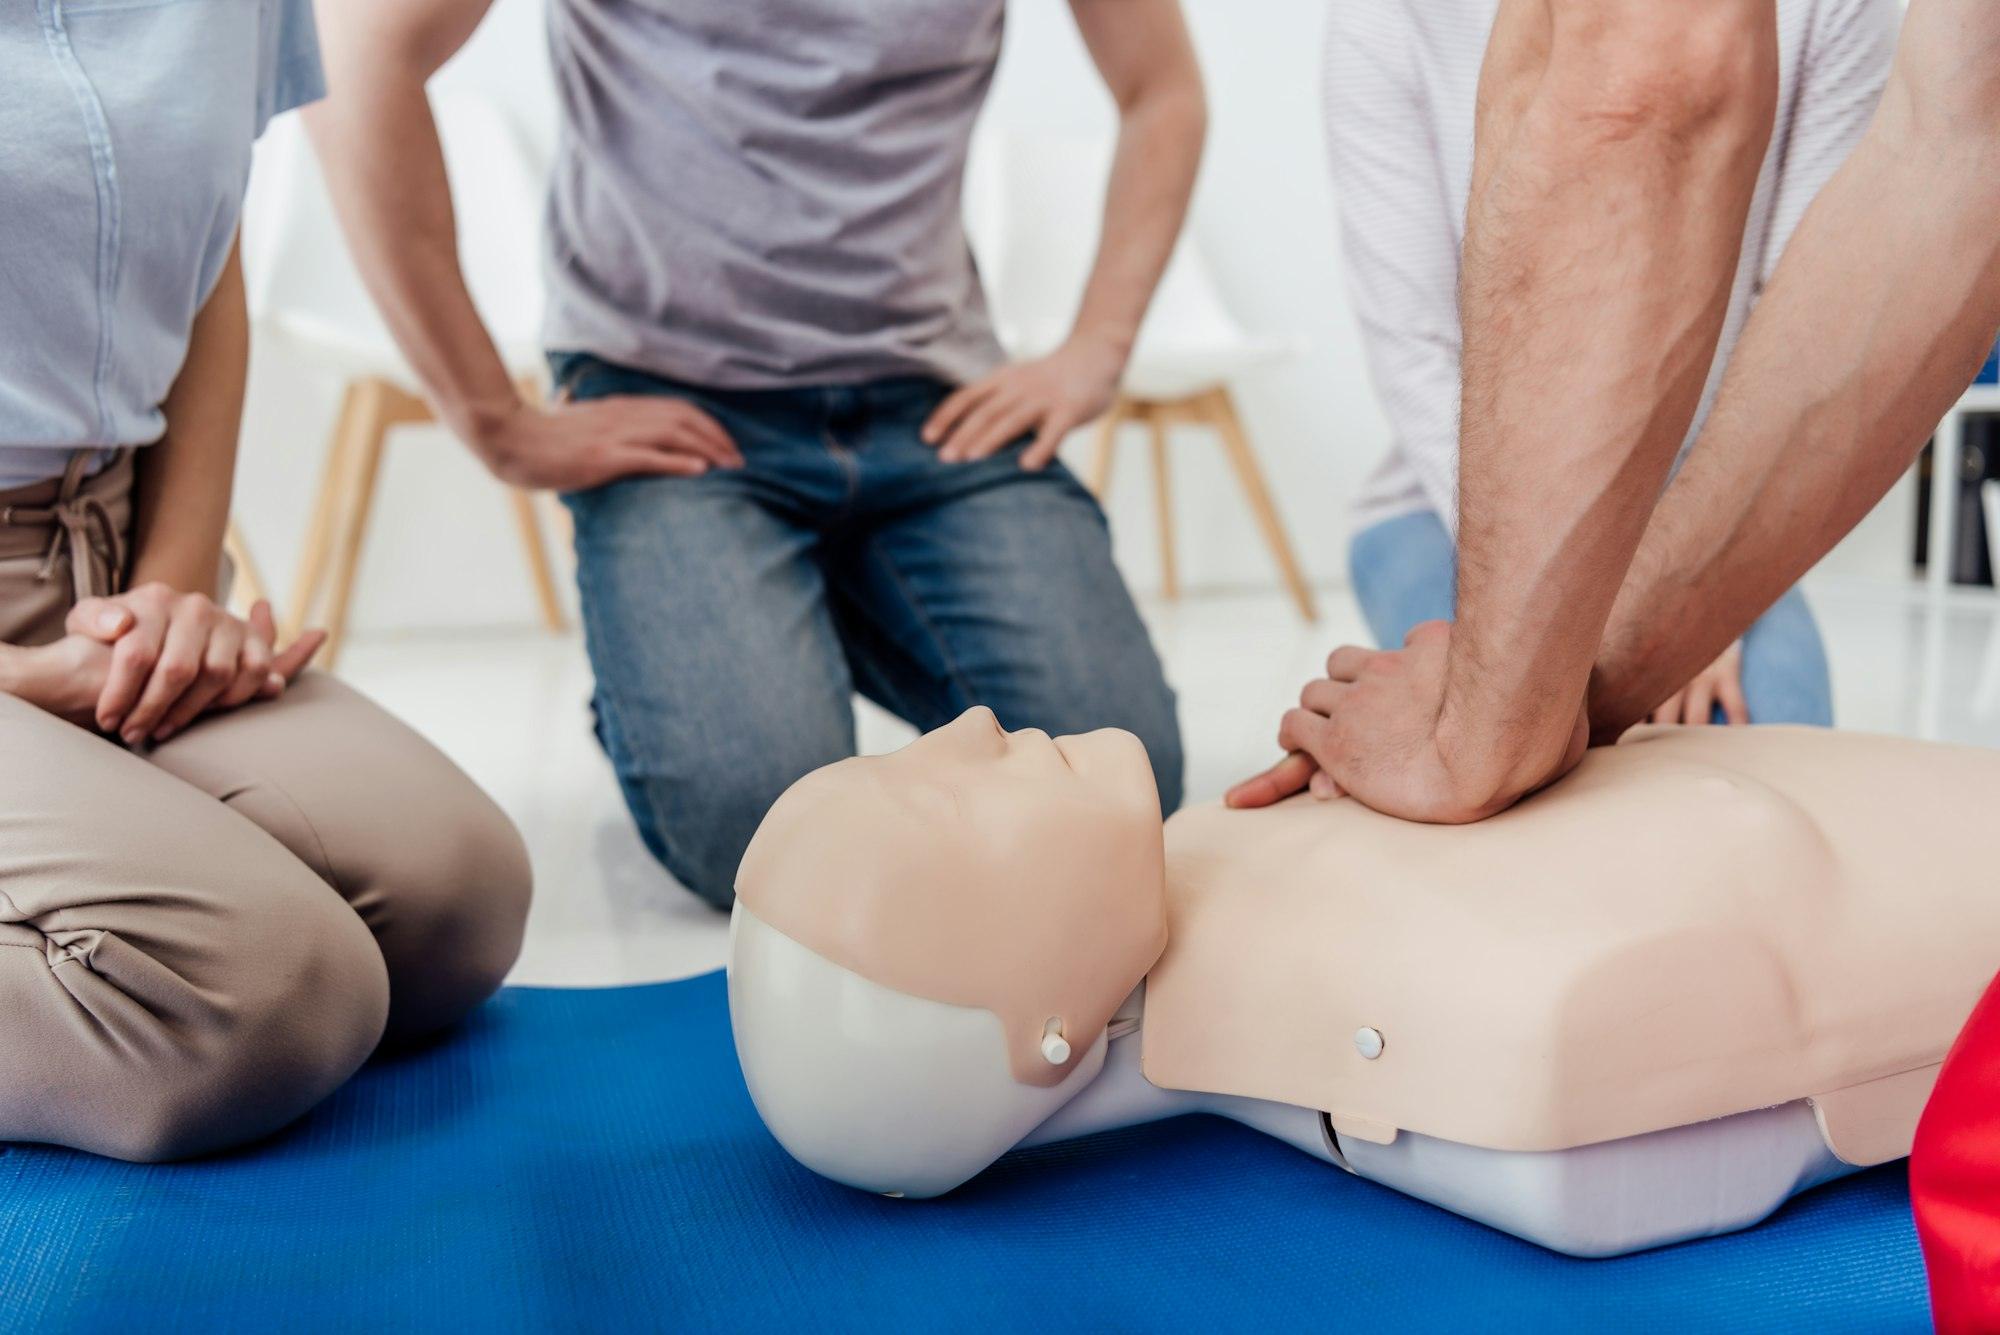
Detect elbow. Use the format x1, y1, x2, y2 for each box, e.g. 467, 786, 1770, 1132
1127, 67, 1208, 163
1881, 19, 2000, 162
1549, 0, 1776, 148
1183, 81, 1211, 157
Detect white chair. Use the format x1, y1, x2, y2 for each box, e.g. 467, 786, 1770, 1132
965, 131, 1316, 621
243, 93, 565, 665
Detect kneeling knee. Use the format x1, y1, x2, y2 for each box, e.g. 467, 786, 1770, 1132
106, 900, 389, 1162
639, 794, 762, 911
1150, 737, 1186, 817
622, 766, 815, 910
366, 793, 532, 1043
1114, 690, 1185, 817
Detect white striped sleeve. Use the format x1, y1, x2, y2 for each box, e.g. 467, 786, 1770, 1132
1322, 2, 1467, 530
1759, 0, 1900, 285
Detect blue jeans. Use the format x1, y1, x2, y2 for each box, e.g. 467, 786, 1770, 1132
553, 354, 1184, 907
1347, 509, 1834, 727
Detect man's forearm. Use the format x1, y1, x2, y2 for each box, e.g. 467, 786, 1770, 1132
304, 0, 515, 453
130, 240, 248, 595
1592, 1, 2000, 736
1444, 0, 1777, 798
1066, 0, 1205, 360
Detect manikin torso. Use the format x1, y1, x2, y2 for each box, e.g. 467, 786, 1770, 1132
729, 710, 2000, 1255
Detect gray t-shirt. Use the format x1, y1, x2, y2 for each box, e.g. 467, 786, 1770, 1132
543, 0, 1008, 390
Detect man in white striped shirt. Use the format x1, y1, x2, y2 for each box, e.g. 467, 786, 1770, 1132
1327, 0, 1897, 729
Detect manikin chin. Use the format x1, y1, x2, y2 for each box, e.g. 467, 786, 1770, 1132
727, 706, 2000, 1256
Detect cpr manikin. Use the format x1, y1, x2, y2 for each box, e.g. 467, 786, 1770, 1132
729, 707, 2000, 1254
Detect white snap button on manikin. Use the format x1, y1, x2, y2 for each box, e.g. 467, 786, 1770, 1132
1353, 1027, 1385, 1060
1040, 1018, 1072, 1066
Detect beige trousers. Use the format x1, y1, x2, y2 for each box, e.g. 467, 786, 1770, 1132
0, 454, 531, 1161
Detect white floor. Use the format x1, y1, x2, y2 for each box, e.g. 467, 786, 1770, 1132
333, 577, 2000, 991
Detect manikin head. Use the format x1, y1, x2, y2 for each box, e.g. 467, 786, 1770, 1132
729, 707, 1167, 1197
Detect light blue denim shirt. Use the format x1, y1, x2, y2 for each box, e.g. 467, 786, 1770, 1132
0, 0, 323, 490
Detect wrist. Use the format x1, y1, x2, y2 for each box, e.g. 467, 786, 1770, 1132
1062, 323, 1135, 372
1584, 667, 1645, 747
0, 641, 61, 713
0, 643, 27, 699
1434, 679, 1583, 813
126, 555, 223, 600
448, 391, 524, 453
1583, 622, 1659, 745
448, 391, 529, 468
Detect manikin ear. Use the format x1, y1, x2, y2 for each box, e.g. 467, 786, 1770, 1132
728, 904, 1108, 1198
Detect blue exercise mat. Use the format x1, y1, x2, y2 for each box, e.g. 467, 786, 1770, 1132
0, 973, 1930, 1333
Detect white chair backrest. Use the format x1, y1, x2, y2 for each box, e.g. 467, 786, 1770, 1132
963, 128, 1248, 362
243, 92, 549, 372
436, 95, 548, 357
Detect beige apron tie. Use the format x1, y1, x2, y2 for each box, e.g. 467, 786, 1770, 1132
0, 450, 126, 605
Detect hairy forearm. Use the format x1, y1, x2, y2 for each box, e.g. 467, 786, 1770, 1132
130, 240, 248, 595
304, 0, 512, 453
1444, 0, 1776, 795
1066, 0, 1205, 361
1069, 84, 1204, 358
1592, 24, 2000, 736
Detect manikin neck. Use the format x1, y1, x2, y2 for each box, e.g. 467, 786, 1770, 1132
1017, 988, 1187, 1148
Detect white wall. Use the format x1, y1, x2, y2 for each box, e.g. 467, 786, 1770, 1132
979, 0, 1380, 593
233, 0, 1914, 636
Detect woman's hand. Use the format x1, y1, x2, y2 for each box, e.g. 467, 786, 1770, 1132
66, 588, 325, 744
1649, 641, 1749, 727
0, 635, 115, 728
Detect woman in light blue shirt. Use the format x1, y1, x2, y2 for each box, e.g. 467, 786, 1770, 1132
0, 0, 528, 1162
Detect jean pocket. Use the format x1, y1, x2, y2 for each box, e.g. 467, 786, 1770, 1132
546, 352, 608, 404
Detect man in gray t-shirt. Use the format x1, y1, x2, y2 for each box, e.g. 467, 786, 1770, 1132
310, 0, 1204, 907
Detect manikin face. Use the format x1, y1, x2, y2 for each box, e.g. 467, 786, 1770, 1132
730, 707, 1169, 1198
840, 704, 1161, 845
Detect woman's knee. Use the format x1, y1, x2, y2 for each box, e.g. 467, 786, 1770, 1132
93, 882, 390, 1163
360, 786, 533, 1042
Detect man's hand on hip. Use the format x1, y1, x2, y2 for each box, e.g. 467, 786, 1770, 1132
470, 395, 745, 492
921, 334, 1127, 471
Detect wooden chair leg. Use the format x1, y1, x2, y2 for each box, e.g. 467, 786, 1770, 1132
1087, 399, 1128, 499
317, 380, 397, 668
1147, 408, 1179, 601
1202, 387, 1318, 622
509, 488, 568, 632
292, 371, 568, 661
223, 521, 270, 615
506, 370, 571, 632
284, 380, 368, 640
